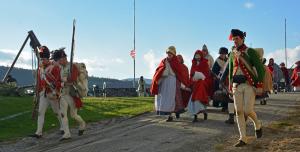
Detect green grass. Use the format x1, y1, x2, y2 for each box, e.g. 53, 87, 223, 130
0, 96, 154, 141
0, 96, 33, 118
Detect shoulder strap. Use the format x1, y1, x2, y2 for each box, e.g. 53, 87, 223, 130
238, 50, 257, 77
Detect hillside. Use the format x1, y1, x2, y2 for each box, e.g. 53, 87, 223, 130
0, 66, 151, 88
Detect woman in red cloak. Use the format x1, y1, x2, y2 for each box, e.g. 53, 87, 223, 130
187, 50, 209, 122
150, 46, 188, 121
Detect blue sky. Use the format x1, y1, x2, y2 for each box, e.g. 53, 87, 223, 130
0, 0, 300, 79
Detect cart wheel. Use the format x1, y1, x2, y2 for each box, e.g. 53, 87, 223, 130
260, 100, 264, 105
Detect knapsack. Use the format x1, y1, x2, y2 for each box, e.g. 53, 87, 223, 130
71, 62, 89, 97
254, 48, 264, 60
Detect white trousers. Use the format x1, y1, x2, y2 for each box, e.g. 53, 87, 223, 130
138, 91, 145, 97
232, 83, 261, 142
228, 102, 235, 114
294, 86, 300, 92
35, 92, 63, 135
60, 94, 86, 138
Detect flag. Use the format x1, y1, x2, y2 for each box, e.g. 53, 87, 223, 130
130, 49, 136, 59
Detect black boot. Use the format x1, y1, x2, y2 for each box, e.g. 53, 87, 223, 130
29, 134, 42, 139
234, 140, 247, 147
60, 130, 65, 135
225, 113, 235, 124
255, 128, 263, 138
192, 115, 198, 122
175, 113, 180, 119
166, 116, 173, 122
203, 112, 208, 120
221, 107, 227, 112
263, 99, 267, 105
260, 100, 264, 105
78, 130, 85, 136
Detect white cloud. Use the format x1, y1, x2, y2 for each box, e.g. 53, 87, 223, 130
143, 50, 162, 77
111, 58, 124, 63
266, 45, 300, 68
0, 49, 32, 61
75, 57, 125, 77
75, 57, 107, 77
0, 61, 33, 69
0, 49, 16, 54
244, 2, 255, 9
0, 48, 126, 77
0, 49, 33, 69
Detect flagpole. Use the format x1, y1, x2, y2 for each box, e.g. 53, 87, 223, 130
285, 18, 287, 67
133, 0, 136, 88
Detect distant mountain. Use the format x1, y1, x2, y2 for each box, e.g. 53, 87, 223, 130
0, 66, 35, 86
88, 76, 135, 89
0, 66, 145, 88
122, 78, 152, 85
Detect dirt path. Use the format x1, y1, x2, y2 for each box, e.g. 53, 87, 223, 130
0, 93, 299, 152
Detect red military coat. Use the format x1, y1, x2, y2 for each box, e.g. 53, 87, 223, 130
190, 50, 209, 105
37, 63, 62, 96
291, 66, 300, 87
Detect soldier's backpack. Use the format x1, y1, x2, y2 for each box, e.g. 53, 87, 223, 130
254, 48, 264, 60
70, 63, 89, 97
251, 48, 264, 77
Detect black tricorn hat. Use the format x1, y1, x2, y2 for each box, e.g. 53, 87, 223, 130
229, 29, 246, 40
39, 46, 50, 59
219, 47, 228, 54
52, 47, 67, 61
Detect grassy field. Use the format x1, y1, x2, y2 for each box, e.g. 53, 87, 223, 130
0, 96, 154, 141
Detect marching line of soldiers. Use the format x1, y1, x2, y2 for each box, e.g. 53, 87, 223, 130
150, 29, 300, 147
29, 46, 86, 141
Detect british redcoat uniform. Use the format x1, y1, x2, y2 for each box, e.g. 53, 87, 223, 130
291, 61, 300, 91
52, 49, 86, 140
225, 29, 265, 147
31, 46, 63, 138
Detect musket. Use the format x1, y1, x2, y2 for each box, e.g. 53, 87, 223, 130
27, 31, 42, 119
32, 44, 41, 120
69, 19, 76, 79
210, 70, 231, 95
67, 19, 80, 97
